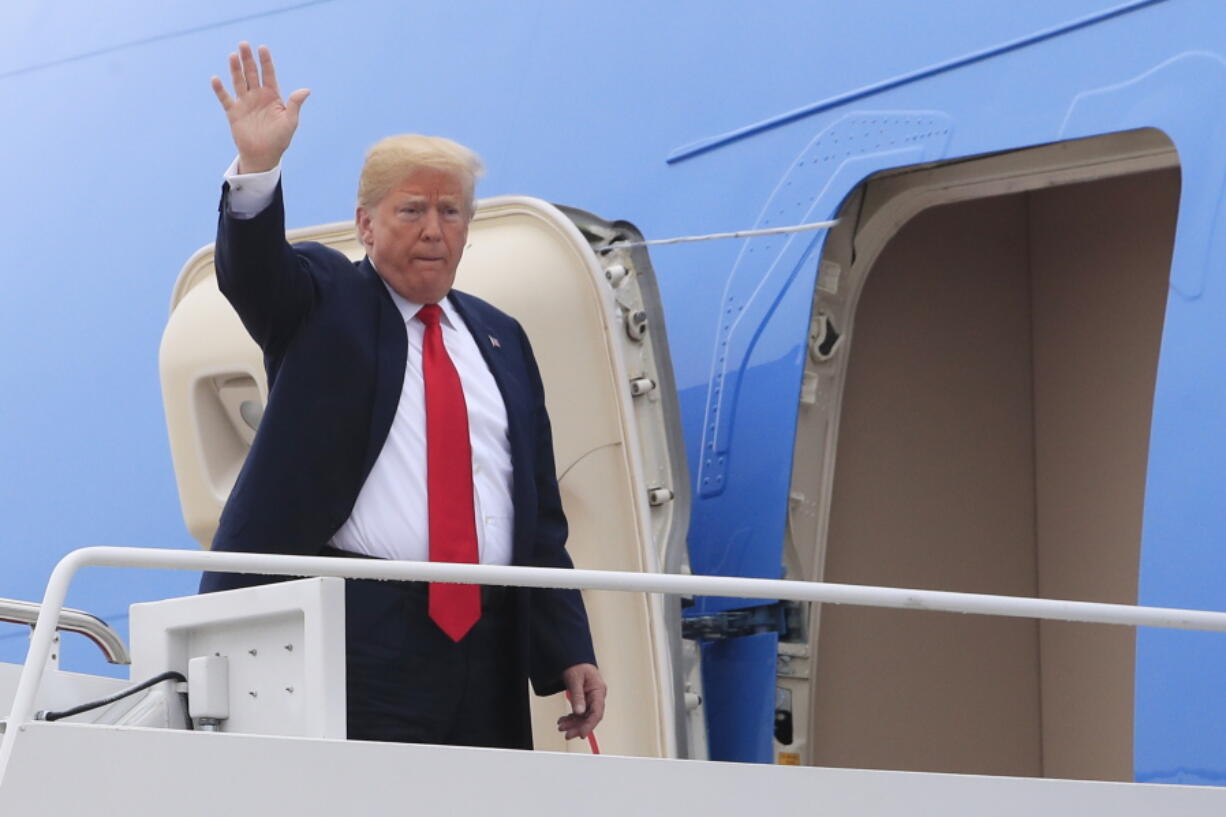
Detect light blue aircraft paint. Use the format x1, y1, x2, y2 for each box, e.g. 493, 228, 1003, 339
3, 0, 1225, 781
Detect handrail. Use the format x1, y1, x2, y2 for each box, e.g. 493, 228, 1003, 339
0, 598, 130, 665
5, 545, 1226, 778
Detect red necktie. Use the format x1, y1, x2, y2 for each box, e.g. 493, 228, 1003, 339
416, 304, 481, 641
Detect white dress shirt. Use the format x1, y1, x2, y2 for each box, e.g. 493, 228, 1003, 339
225, 160, 516, 565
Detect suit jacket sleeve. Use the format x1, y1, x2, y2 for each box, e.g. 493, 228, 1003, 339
215, 181, 316, 361
200, 183, 321, 594
518, 327, 598, 695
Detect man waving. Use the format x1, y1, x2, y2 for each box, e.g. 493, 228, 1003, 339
201, 42, 605, 748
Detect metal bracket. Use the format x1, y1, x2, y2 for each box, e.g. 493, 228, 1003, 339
682, 601, 797, 641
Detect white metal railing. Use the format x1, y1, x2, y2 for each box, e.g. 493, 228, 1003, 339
0, 598, 130, 665
5, 545, 1226, 777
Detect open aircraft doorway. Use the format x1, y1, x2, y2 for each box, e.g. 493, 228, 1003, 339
782, 129, 1180, 779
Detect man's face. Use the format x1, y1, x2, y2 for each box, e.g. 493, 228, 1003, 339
356, 167, 472, 304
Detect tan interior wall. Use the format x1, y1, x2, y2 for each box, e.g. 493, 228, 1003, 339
810, 168, 1175, 778
812, 193, 1044, 776
1028, 168, 1178, 779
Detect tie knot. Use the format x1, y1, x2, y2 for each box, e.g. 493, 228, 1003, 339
416, 303, 443, 327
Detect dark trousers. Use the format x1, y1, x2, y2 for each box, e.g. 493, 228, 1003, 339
331, 549, 521, 748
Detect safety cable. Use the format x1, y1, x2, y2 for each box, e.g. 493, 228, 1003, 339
35, 670, 186, 722
598, 219, 839, 252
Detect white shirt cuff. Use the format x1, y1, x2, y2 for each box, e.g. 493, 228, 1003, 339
223, 157, 282, 219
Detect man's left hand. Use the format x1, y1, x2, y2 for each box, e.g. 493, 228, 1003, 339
557, 663, 606, 740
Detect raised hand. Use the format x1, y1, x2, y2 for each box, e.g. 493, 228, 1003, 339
211, 42, 310, 174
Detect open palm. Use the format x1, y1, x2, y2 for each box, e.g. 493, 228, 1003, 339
211, 43, 310, 174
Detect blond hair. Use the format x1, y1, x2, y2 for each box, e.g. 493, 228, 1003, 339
356, 134, 484, 212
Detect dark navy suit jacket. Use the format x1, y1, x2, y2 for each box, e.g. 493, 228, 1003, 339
199, 184, 595, 727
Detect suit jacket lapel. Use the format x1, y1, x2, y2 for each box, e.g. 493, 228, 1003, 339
360, 258, 408, 480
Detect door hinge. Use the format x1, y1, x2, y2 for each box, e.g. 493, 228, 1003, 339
630, 377, 657, 397
648, 486, 674, 506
